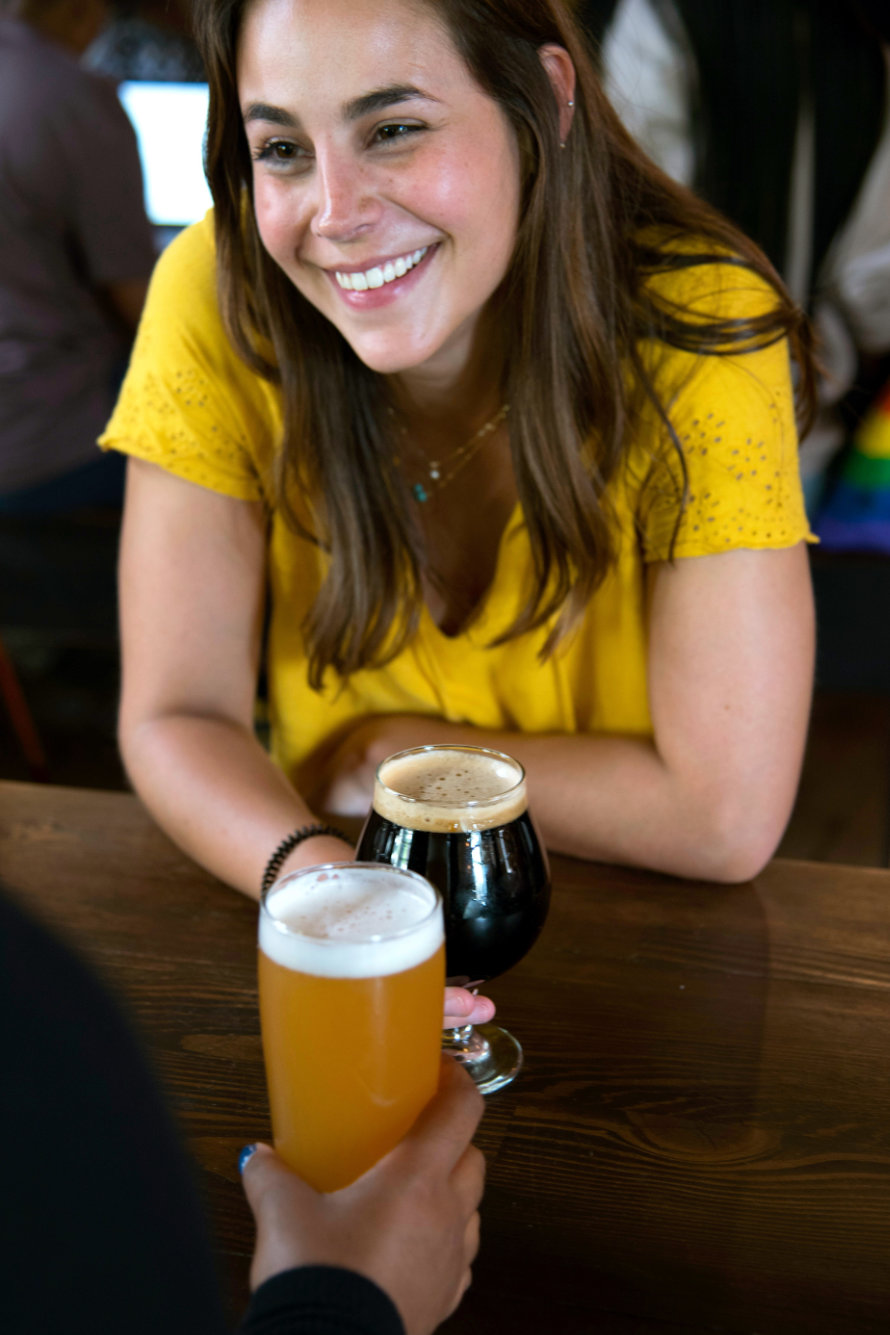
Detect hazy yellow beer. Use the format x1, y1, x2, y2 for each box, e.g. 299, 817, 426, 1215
258, 862, 445, 1192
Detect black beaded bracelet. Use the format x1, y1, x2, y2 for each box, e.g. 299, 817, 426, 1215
261, 823, 351, 895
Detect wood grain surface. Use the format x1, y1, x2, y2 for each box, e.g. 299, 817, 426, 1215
2, 780, 889, 1334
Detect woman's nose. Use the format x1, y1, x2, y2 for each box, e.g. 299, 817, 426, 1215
311, 150, 380, 241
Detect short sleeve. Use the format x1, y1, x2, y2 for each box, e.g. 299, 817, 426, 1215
633, 260, 814, 560
99, 214, 282, 504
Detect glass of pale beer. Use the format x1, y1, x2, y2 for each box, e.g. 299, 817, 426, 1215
357, 745, 551, 1094
258, 861, 445, 1192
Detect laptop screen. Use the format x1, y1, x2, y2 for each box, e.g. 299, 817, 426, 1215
118, 81, 213, 231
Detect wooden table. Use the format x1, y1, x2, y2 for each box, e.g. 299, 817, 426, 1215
2, 780, 889, 1334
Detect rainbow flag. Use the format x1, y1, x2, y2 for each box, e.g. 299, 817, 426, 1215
816, 379, 890, 553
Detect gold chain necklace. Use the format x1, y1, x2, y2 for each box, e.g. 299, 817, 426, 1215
393, 403, 509, 503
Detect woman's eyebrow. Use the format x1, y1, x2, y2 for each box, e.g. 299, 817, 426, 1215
343, 84, 436, 120
243, 102, 297, 127
242, 85, 438, 131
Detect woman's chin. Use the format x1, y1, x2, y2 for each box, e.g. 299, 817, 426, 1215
343, 325, 478, 384
346, 340, 447, 378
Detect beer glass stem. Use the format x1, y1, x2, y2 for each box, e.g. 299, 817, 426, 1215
443, 1020, 488, 1060
442, 991, 524, 1095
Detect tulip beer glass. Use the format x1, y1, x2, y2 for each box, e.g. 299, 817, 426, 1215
357, 745, 550, 1094
258, 861, 445, 1191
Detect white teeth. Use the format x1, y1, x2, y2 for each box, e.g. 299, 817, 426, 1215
335, 246, 428, 291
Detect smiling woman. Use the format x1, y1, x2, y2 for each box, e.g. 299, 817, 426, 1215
100, 0, 816, 898
235, 0, 522, 379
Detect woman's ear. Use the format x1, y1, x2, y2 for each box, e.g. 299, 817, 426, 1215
538, 43, 576, 145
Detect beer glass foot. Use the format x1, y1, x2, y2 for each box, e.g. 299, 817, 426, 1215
443, 1021, 523, 1095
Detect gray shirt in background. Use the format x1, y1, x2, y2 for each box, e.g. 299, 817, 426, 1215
0, 17, 157, 494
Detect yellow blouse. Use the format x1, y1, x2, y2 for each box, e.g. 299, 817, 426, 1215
101, 212, 812, 800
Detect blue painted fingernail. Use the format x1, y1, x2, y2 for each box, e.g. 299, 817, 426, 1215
238, 1144, 258, 1175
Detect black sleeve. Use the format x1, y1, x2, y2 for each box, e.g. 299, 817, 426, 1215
0, 886, 406, 1335
240, 1267, 405, 1335
0, 887, 228, 1335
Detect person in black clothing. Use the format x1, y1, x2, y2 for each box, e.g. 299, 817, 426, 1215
0, 881, 485, 1335
576, 0, 888, 289
576, 0, 890, 510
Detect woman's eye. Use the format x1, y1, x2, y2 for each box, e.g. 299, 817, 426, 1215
252, 139, 308, 170
373, 122, 423, 146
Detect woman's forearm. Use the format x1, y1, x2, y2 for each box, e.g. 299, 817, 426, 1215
120, 713, 354, 900
333, 546, 814, 884
484, 729, 789, 882
349, 717, 792, 883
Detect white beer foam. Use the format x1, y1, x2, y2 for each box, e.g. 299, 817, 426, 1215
260, 865, 443, 979
375, 747, 526, 832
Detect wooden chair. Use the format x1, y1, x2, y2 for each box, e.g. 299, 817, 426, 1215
0, 634, 50, 781
0, 511, 120, 784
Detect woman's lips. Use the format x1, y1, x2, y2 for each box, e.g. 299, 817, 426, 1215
334, 245, 429, 292
325, 243, 437, 308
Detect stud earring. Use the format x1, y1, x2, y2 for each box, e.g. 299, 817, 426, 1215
561, 100, 574, 146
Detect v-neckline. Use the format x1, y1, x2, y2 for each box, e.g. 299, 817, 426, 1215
420, 499, 523, 642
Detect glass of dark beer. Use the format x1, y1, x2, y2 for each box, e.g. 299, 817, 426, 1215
356, 744, 550, 1093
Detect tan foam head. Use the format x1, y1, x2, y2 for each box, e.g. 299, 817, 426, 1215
373, 746, 527, 833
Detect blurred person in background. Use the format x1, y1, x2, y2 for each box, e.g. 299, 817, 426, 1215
84, 0, 204, 82
578, 0, 890, 516
0, 0, 156, 515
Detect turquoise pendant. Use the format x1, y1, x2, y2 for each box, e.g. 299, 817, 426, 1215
413, 483, 429, 503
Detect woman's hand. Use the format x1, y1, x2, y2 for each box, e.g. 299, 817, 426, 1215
312, 715, 462, 817
444, 987, 495, 1029
241, 1057, 486, 1335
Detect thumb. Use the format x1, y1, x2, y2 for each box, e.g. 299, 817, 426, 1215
239, 1142, 279, 1198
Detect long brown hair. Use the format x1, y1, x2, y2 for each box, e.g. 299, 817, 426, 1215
194, 0, 815, 688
